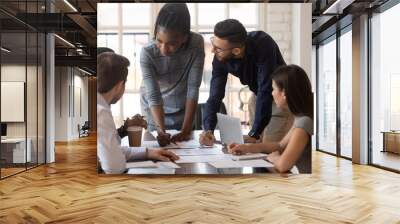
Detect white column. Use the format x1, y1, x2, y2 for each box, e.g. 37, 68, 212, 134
46, 33, 55, 163
45, 0, 56, 163
352, 14, 369, 164
312, 45, 317, 150
291, 3, 312, 78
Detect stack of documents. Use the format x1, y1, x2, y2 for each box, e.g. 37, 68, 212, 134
141, 139, 214, 150
126, 161, 157, 168
126, 161, 181, 174
175, 154, 232, 163
173, 150, 273, 169
126, 161, 180, 169
168, 147, 223, 156
127, 130, 274, 170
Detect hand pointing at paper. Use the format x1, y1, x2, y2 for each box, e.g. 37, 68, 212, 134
199, 130, 215, 146
228, 143, 252, 155
148, 149, 180, 162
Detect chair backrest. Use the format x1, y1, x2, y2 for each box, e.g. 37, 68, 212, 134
82, 121, 90, 130
294, 136, 312, 174
193, 102, 227, 130
218, 102, 227, 115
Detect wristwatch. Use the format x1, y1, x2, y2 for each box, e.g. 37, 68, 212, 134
248, 130, 260, 140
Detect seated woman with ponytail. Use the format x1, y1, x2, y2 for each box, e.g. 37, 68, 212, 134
229, 64, 313, 173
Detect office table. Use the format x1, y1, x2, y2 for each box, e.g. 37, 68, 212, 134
381, 131, 400, 154
0, 138, 32, 167
122, 130, 279, 175
127, 163, 274, 175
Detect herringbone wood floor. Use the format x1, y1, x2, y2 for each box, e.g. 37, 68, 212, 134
1, 134, 399, 224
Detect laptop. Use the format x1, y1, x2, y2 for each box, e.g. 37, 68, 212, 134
217, 113, 244, 145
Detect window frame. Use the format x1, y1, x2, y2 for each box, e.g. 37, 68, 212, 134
368, 1, 400, 173
314, 24, 353, 161
97, 3, 264, 125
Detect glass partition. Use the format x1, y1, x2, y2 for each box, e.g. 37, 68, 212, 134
27, 30, 38, 169
0, 1, 46, 179
1, 31, 28, 177
317, 36, 337, 155
38, 32, 45, 165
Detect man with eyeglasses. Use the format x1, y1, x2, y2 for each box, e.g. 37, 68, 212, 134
200, 19, 292, 146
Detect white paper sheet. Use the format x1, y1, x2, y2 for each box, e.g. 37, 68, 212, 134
290, 166, 299, 174
157, 162, 181, 169
141, 141, 163, 148
208, 159, 273, 168
150, 129, 180, 138
143, 134, 215, 150
141, 141, 182, 149
168, 147, 223, 156
175, 154, 232, 163
126, 161, 157, 169
122, 130, 221, 148
173, 139, 214, 148
231, 153, 268, 161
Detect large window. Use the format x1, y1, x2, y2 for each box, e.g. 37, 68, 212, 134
316, 25, 353, 159
98, 3, 261, 127
339, 28, 352, 158
97, 34, 118, 53
97, 33, 122, 119
317, 36, 337, 154
370, 3, 400, 171
122, 33, 149, 120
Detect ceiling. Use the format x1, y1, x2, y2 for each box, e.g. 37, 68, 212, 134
311, 0, 390, 43
1, 0, 395, 74
0, 0, 97, 75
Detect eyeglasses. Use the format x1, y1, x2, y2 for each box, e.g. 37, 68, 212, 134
210, 36, 236, 54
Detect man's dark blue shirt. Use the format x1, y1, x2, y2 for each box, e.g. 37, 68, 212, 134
203, 31, 286, 137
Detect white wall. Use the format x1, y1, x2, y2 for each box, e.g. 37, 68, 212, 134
1, 63, 46, 163
291, 3, 312, 78
0, 65, 41, 137
54, 67, 69, 141
72, 73, 89, 138
263, 3, 311, 76
54, 67, 89, 141
1, 65, 27, 138
75, 74, 89, 122
264, 4, 293, 63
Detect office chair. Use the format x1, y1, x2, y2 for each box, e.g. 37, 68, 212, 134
79, 121, 90, 138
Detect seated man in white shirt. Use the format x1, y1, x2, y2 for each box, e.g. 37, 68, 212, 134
97, 52, 179, 174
